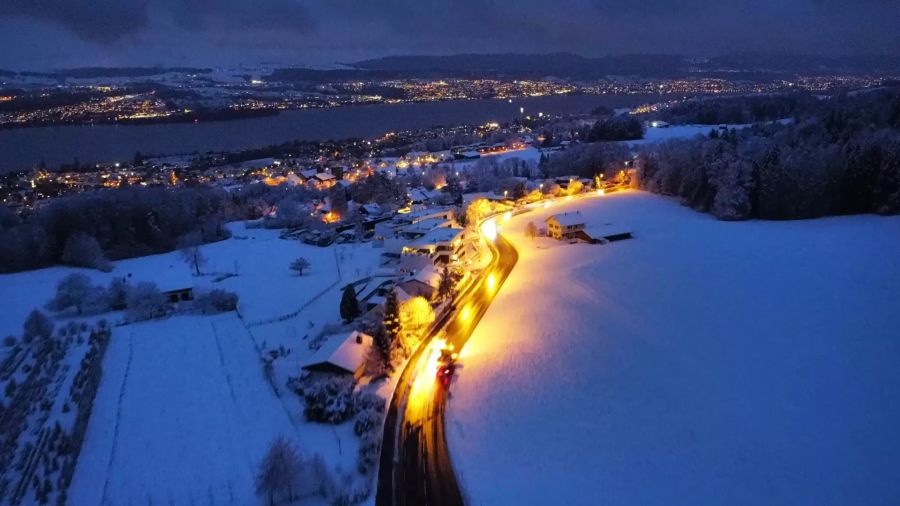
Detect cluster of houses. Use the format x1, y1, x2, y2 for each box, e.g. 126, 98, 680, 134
299, 205, 469, 379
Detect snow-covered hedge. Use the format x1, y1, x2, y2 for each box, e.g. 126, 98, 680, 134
192, 289, 239, 314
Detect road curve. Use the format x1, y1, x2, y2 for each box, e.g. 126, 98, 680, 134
377, 221, 520, 506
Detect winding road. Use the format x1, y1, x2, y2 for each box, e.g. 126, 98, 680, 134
377, 216, 520, 506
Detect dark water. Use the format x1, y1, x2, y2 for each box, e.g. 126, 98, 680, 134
0, 93, 673, 172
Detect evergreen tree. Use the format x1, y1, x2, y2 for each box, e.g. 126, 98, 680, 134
512, 181, 527, 200
339, 284, 360, 322
436, 267, 454, 302
382, 289, 401, 348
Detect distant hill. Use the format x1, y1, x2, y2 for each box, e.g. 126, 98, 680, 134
18, 67, 213, 79
349, 53, 686, 79
706, 52, 900, 73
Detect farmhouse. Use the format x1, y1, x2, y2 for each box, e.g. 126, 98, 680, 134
301, 331, 373, 379
546, 212, 586, 240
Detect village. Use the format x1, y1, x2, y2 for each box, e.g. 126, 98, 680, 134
0, 123, 638, 504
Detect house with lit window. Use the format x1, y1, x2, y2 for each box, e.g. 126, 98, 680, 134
546, 212, 585, 240
401, 227, 465, 267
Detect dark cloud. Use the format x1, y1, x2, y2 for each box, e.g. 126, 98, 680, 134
5, 0, 149, 43
0, 0, 897, 70
2, 0, 314, 44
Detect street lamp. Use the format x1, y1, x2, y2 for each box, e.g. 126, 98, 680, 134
503, 190, 508, 199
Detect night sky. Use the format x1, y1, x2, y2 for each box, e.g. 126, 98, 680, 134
2, 0, 898, 70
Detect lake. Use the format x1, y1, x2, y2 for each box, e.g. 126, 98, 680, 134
0, 93, 675, 172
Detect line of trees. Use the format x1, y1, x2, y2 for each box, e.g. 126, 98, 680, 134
0, 186, 233, 273
657, 92, 820, 125
581, 116, 644, 141
636, 88, 900, 220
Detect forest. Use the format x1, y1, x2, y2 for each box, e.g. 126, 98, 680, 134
637, 88, 900, 220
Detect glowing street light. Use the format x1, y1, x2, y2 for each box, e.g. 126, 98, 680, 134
481, 218, 498, 241
486, 272, 497, 293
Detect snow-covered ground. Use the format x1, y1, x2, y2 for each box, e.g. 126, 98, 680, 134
1, 222, 385, 504
0, 222, 378, 337
68, 314, 332, 505
626, 123, 746, 146
448, 190, 900, 506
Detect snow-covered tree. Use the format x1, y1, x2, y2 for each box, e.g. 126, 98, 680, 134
193, 289, 239, 314
339, 284, 360, 322
61, 232, 112, 272
436, 267, 454, 302
45, 273, 93, 315
256, 436, 302, 506
300, 375, 355, 423
290, 257, 311, 276
399, 296, 435, 355
23, 309, 54, 343
525, 221, 539, 239
365, 327, 391, 377
125, 282, 168, 321
357, 430, 381, 475
382, 289, 401, 349
107, 277, 130, 309
712, 158, 754, 220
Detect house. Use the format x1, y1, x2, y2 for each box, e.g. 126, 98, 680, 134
407, 187, 443, 205
301, 331, 373, 379
313, 172, 336, 188
554, 176, 580, 190
546, 212, 586, 240
401, 227, 466, 266
358, 203, 382, 217
396, 264, 442, 300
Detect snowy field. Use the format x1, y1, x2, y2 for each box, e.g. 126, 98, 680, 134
67, 314, 330, 505
626, 123, 747, 146
448, 191, 900, 506
0, 222, 384, 504
0, 222, 379, 338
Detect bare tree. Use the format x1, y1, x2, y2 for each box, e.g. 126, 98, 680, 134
256, 436, 302, 505
178, 232, 207, 276
525, 221, 539, 239
290, 257, 311, 276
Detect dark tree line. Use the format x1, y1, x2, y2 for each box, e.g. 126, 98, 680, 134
658, 92, 820, 125
538, 142, 631, 179
581, 116, 644, 141
637, 88, 900, 220
0, 186, 234, 273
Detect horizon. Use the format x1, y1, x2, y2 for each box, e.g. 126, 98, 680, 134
2, 50, 898, 74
